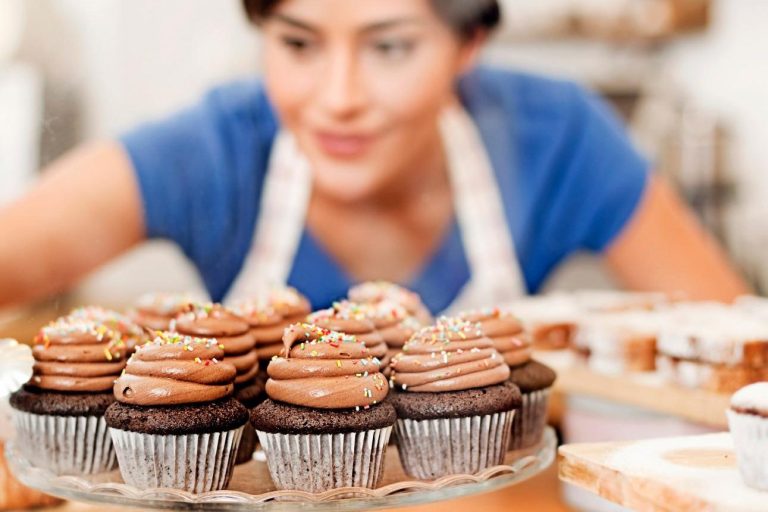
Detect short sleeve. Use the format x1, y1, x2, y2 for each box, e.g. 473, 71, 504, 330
565, 85, 651, 251
119, 80, 277, 300
121, 100, 220, 251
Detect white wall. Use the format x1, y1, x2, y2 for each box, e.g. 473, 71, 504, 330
662, 0, 768, 202
23, 0, 260, 139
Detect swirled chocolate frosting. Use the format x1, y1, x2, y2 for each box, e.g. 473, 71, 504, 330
459, 308, 532, 366
113, 332, 237, 406
29, 318, 128, 393
67, 306, 146, 352
265, 323, 388, 410
130, 292, 197, 331
390, 316, 510, 392
307, 301, 388, 361
348, 281, 433, 325
230, 287, 312, 360
175, 303, 258, 385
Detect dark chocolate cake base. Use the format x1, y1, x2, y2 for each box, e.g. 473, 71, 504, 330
105, 398, 248, 436
251, 399, 396, 435
388, 381, 521, 421
10, 386, 114, 417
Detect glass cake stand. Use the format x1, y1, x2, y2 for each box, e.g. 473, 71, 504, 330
7, 427, 555, 511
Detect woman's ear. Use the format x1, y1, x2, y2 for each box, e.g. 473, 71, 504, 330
456, 31, 487, 75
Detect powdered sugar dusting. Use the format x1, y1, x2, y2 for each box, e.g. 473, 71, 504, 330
731, 383, 768, 412
604, 433, 765, 511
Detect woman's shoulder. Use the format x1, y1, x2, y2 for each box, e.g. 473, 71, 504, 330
200, 78, 279, 138
460, 66, 596, 125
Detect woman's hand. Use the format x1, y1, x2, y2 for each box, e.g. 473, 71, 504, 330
0, 142, 144, 308
604, 174, 750, 302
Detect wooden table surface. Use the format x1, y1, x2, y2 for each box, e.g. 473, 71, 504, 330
559, 433, 766, 511
555, 365, 731, 429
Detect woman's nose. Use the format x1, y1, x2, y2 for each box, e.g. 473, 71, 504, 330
318, 45, 368, 119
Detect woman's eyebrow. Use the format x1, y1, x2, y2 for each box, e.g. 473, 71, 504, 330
361, 18, 425, 34
272, 13, 318, 33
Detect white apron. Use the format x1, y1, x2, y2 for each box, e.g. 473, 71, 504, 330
225, 105, 526, 313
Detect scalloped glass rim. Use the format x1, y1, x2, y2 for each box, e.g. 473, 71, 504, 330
6, 427, 555, 511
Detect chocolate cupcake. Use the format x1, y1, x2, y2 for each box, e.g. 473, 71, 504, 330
9, 318, 128, 475
389, 317, 521, 479
308, 301, 389, 366
231, 287, 312, 364
460, 308, 555, 450
67, 306, 146, 353
175, 303, 262, 464
106, 332, 248, 492
251, 323, 395, 492
130, 292, 198, 331
349, 281, 433, 325
505, 360, 556, 449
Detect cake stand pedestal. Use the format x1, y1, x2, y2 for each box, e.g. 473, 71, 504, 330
7, 428, 555, 511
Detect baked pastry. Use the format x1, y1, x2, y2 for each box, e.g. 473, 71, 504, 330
389, 317, 521, 478
106, 332, 247, 492
251, 323, 395, 492
9, 318, 127, 474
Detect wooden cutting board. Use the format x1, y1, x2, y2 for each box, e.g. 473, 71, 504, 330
559, 433, 767, 511
555, 365, 731, 429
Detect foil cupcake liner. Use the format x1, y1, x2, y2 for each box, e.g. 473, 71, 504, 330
12, 410, 116, 475
256, 427, 392, 492
235, 424, 258, 465
727, 409, 768, 491
395, 410, 515, 479
509, 389, 551, 450
109, 426, 244, 493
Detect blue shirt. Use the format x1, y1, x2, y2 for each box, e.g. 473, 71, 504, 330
121, 66, 650, 313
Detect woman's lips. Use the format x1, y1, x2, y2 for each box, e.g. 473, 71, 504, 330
314, 131, 374, 158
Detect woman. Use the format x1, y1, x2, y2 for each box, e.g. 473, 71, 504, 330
0, 0, 749, 312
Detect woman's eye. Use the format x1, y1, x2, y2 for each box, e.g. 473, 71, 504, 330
281, 35, 314, 53
371, 39, 415, 60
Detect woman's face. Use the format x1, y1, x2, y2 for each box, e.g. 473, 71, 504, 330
261, 0, 479, 202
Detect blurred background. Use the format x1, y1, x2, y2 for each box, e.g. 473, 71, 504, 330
2, 0, 768, 310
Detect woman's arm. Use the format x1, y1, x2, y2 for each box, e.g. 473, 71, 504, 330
604, 174, 750, 302
0, 142, 144, 307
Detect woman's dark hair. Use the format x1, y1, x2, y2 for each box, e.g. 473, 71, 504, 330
242, 0, 501, 39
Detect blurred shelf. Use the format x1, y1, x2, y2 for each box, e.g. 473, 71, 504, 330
559, 433, 763, 511
554, 365, 730, 428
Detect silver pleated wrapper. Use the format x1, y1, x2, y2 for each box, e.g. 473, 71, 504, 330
395, 410, 515, 479
109, 426, 243, 493
12, 410, 116, 475
256, 426, 392, 492
509, 388, 550, 450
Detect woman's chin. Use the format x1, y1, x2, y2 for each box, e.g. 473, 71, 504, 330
311, 168, 385, 204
